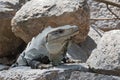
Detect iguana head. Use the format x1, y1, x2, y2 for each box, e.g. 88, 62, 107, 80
46, 25, 79, 43
45, 25, 79, 65
45, 25, 79, 54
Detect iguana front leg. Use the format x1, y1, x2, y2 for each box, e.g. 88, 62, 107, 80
28, 60, 40, 69
27, 56, 50, 69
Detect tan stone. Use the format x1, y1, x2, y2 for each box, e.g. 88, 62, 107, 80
12, 0, 90, 43
0, 0, 24, 57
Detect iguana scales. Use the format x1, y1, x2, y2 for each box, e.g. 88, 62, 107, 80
12, 25, 79, 69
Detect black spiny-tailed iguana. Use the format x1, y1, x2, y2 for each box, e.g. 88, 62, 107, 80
12, 25, 79, 69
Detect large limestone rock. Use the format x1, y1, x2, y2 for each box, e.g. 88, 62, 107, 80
69, 71, 120, 80
89, 0, 120, 31
1, 64, 120, 80
0, 0, 25, 57
0, 63, 88, 80
87, 30, 120, 76
12, 0, 90, 43
87, 26, 104, 44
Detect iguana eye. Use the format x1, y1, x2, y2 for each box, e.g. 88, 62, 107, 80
58, 29, 64, 33
51, 29, 64, 35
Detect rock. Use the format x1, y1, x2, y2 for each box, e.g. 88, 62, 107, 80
67, 27, 104, 62
0, 64, 9, 71
87, 30, 120, 76
0, 0, 19, 14
11, 0, 90, 43
88, 26, 104, 44
116, 22, 120, 29
0, 0, 26, 57
0, 63, 88, 80
0, 0, 29, 16
0, 57, 14, 65
67, 42, 89, 62
69, 71, 120, 80
78, 26, 104, 56
89, 0, 120, 31
19, 0, 31, 6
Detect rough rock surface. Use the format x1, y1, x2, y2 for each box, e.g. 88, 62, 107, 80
88, 26, 104, 44
87, 30, 120, 76
0, 63, 88, 80
0, 0, 29, 18
0, 0, 25, 57
12, 0, 90, 43
67, 27, 104, 62
0, 64, 9, 71
89, 0, 120, 31
69, 71, 120, 80
116, 22, 120, 29
1, 64, 120, 80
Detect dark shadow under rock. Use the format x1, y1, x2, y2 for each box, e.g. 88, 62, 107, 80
67, 36, 97, 62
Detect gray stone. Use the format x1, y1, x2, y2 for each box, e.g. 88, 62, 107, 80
0, 0, 29, 18
116, 22, 120, 29
67, 27, 104, 62
89, 0, 120, 31
87, 30, 120, 76
67, 42, 89, 62
0, 0, 19, 14
88, 26, 104, 44
0, 64, 9, 71
11, 0, 90, 43
0, 63, 88, 80
69, 71, 120, 80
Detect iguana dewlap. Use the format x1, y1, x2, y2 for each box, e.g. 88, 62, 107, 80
13, 25, 79, 69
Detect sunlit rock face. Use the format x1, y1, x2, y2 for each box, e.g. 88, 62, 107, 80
87, 30, 120, 76
12, 0, 90, 43
89, 0, 120, 31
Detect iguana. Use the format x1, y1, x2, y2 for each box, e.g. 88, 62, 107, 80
12, 25, 79, 69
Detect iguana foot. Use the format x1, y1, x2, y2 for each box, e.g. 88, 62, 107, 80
28, 56, 50, 69
28, 60, 40, 69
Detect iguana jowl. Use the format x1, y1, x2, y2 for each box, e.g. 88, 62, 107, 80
13, 25, 79, 69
